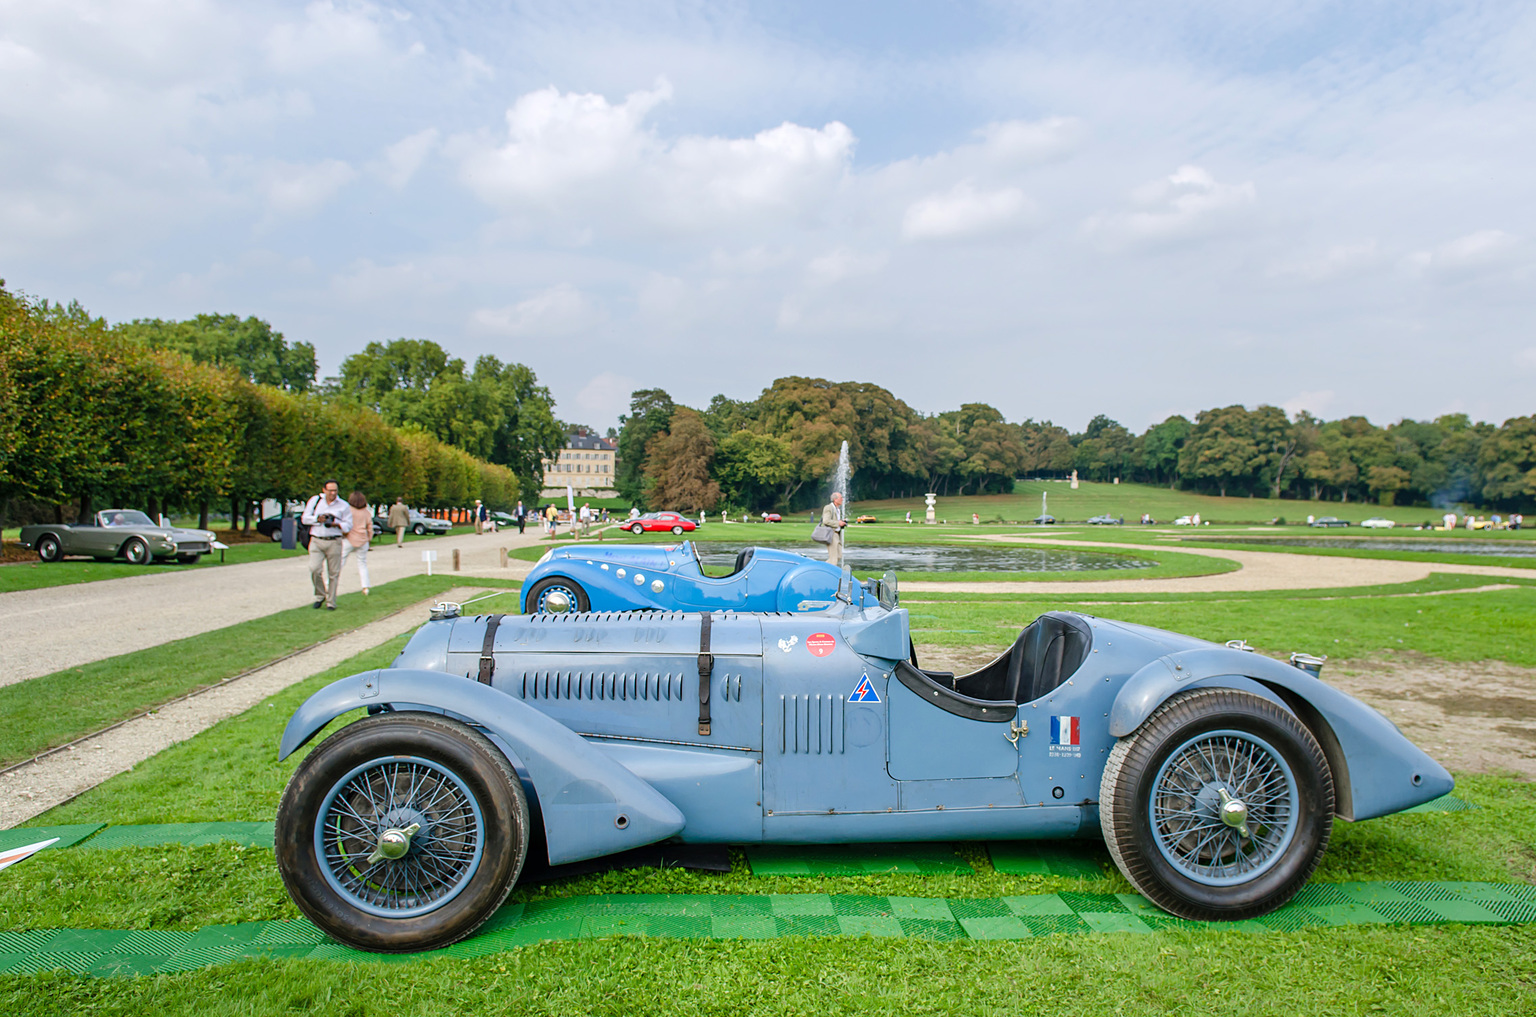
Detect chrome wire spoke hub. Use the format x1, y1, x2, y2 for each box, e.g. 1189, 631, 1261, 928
1149, 729, 1299, 886
315, 756, 485, 918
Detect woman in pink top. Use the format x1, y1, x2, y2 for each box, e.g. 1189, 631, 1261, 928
342, 491, 373, 595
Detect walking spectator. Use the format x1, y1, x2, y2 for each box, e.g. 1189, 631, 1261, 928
515, 500, 526, 534
821, 491, 848, 567
341, 491, 372, 596
302, 479, 353, 610
388, 497, 410, 548
474, 499, 488, 534
545, 503, 558, 535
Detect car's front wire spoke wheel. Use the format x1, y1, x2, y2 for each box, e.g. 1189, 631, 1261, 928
1100, 688, 1332, 922
316, 757, 484, 918
124, 538, 150, 564
276, 713, 528, 953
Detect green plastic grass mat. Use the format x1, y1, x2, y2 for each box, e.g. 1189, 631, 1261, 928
2, 882, 1533, 977
987, 840, 1107, 878
745, 842, 973, 876
76, 822, 274, 850
1402, 793, 1479, 813
0, 824, 104, 852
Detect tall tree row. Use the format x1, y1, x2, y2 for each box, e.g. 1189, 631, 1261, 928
616, 381, 1536, 514
0, 283, 521, 530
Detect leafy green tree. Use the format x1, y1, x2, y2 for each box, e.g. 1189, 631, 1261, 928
615, 389, 676, 504
714, 430, 795, 509
1139, 415, 1191, 487
1179, 406, 1264, 497
1477, 416, 1536, 508
1366, 465, 1411, 506
114, 314, 317, 391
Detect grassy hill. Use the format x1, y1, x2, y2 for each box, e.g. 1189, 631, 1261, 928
850, 480, 1463, 526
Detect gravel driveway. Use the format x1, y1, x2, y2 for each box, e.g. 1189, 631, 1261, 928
0, 529, 544, 688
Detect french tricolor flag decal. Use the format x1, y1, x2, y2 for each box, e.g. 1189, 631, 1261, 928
1050, 716, 1080, 746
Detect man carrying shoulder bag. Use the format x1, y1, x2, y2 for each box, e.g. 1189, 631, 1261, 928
302, 480, 353, 610
814, 491, 847, 566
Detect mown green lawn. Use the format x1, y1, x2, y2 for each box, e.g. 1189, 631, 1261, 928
852, 478, 1503, 526
0, 575, 521, 768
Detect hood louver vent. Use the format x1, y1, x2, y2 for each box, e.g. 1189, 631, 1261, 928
780, 694, 845, 755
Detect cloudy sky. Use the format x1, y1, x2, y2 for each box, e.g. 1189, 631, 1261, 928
3, 1, 1533, 434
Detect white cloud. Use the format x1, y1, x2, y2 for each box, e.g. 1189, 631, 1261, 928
1084, 164, 1256, 248
453, 81, 853, 233
468, 284, 603, 337
901, 181, 1032, 241
457, 81, 671, 203
804, 248, 887, 287
572, 370, 634, 426
265, 1, 392, 73
1270, 241, 1381, 282
261, 158, 356, 215
375, 128, 438, 189
1405, 229, 1521, 276
1282, 390, 1337, 418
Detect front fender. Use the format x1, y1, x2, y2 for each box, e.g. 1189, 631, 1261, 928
1110, 647, 1452, 822
278, 668, 685, 865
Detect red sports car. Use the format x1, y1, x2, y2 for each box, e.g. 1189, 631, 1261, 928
626, 511, 697, 535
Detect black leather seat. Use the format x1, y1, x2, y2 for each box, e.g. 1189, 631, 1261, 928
729, 548, 755, 576
1002, 612, 1092, 703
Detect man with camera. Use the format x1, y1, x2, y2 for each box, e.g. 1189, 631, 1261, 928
302, 479, 354, 610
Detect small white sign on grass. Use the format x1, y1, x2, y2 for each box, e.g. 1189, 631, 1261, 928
421, 549, 438, 575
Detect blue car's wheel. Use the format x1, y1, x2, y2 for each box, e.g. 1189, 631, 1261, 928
527, 576, 590, 614
276, 713, 528, 953
1100, 689, 1333, 922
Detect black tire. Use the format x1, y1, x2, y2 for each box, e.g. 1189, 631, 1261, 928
671, 525, 683, 535
526, 576, 590, 613
1100, 688, 1333, 922
36, 535, 61, 562
123, 537, 152, 565
413, 523, 426, 535
275, 712, 529, 953
270, 530, 283, 543
176, 553, 202, 565
630, 523, 644, 534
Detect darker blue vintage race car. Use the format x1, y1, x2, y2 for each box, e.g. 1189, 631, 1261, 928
274, 578, 1453, 952
521, 541, 856, 614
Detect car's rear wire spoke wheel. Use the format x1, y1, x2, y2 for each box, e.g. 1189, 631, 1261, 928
315, 757, 485, 918
37, 536, 60, 562
1149, 731, 1298, 885
1100, 688, 1332, 922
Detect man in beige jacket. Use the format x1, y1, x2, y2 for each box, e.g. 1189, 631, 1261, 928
388, 497, 411, 548
821, 492, 847, 566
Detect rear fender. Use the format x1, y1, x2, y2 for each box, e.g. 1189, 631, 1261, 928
277, 668, 685, 865
1109, 647, 1452, 821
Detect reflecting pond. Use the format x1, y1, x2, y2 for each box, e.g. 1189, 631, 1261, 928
690, 542, 1154, 573
1195, 538, 1536, 558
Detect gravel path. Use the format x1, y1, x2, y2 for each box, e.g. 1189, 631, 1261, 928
0, 529, 543, 688
0, 586, 487, 829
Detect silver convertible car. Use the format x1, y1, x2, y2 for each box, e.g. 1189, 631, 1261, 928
18, 509, 218, 564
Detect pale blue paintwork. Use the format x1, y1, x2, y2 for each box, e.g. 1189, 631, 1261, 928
519, 542, 864, 613
278, 601, 1453, 867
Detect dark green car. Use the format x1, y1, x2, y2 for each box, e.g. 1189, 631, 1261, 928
18, 510, 219, 565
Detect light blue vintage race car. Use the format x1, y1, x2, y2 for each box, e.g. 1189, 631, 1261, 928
521, 541, 857, 614
273, 576, 1453, 952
